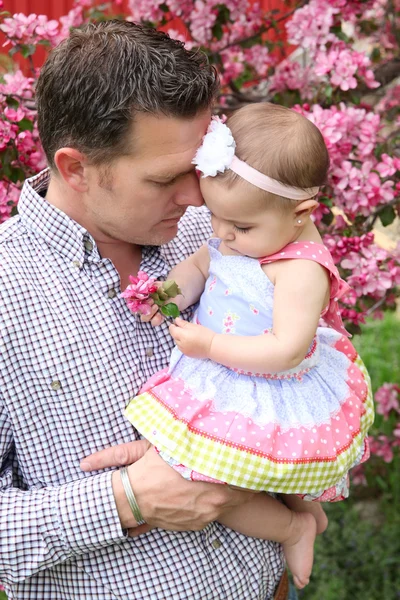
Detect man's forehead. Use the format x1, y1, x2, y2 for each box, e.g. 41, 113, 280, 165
132, 111, 211, 161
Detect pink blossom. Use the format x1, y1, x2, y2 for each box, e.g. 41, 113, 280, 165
0, 120, 18, 151
0, 13, 37, 41
0, 181, 20, 223
286, 0, 339, 53
220, 48, 245, 84
350, 464, 367, 486
269, 61, 317, 100
375, 383, 400, 419
369, 435, 394, 463
0, 70, 34, 98
127, 0, 165, 23
4, 106, 25, 122
189, 0, 217, 45
58, 7, 85, 42
376, 154, 400, 178
121, 271, 158, 316
243, 45, 272, 78
34, 15, 60, 43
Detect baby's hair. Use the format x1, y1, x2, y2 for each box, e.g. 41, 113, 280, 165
219, 103, 330, 210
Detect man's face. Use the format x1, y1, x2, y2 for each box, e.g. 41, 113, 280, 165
83, 110, 211, 246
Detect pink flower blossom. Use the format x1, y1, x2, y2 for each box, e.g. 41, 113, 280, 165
269, 61, 317, 100
0, 70, 34, 98
375, 383, 400, 419
315, 45, 379, 91
369, 435, 394, 463
127, 0, 165, 23
286, 0, 339, 53
0, 181, 20, 223
350, 464, 367, 486
121, 271, 158, 315
376, 154, 400, 178
189, 0, 217, 45
4, 106, 25, 122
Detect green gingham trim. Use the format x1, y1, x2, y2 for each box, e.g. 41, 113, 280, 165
125, 355, 374, 494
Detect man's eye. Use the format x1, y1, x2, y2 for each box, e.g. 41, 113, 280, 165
153, 179, 175, 187
233, 225, 250, 233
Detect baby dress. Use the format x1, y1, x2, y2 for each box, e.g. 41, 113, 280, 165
125, 239, 374, 501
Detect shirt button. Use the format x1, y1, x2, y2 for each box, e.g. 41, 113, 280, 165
72, 260, 82, 269
211, 538, 222, 549
107, 288, 117, 299
84, 240, 94, 252
50, 380, 62, 391
146, 347, 154, 357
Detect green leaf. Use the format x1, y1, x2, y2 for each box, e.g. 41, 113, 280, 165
325, 85, 333, 102
212, 21, 223, 41
20, 43, 36, 58
215, 4, 231, 24
9, 167, 26, 183
160, 303, 180, 318
379, 206, 396, 227
6, 96, 19, 109
370, 46, 381, 62
18, 118, 34, 132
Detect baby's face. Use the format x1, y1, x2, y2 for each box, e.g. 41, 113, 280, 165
200, 177, 298, 258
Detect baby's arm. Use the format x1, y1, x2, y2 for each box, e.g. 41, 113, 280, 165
167, 244, 210, 311
142, 245, 210, 325
171, 259, 330, 373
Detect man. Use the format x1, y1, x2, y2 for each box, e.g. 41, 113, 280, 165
0, 21, 287, 599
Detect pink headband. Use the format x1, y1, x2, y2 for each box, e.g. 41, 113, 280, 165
192, 116, 319, 201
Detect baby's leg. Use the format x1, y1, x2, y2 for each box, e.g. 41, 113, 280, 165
219, 492, 317, 589
283, 494, 328, 535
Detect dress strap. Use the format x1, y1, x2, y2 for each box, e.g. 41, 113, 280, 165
259, 241, 351, 338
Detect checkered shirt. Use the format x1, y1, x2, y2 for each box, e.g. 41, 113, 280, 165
0, 169, 284, 600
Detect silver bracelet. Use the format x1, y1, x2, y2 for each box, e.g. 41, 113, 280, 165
120, 466, 146, 526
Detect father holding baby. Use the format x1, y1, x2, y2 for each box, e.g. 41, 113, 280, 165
0, 20, 292, 600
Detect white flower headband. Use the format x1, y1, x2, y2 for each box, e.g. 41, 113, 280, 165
192, 116, 320, 201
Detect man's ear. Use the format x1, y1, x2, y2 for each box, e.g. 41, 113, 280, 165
294, 198, 319, 225
54, 148, 89, 193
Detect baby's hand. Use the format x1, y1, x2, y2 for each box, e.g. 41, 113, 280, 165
140, 297, 165, 327
140, 282, 183, 327
169, 318, 215, 359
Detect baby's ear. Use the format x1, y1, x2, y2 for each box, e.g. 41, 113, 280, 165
294, 198, 319, 222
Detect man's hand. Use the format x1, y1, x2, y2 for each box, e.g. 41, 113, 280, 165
169, 317, 215, 359
81, 441, 254, 536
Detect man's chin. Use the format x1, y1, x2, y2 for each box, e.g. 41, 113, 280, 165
146, 223, 179, 246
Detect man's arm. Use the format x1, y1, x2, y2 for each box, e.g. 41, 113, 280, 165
0, 390, 127, 586
83, 443, 256, 533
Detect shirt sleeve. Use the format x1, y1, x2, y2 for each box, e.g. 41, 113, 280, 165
0, 391, 127, 587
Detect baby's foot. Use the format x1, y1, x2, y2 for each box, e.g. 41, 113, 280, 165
282, 512, 317, 589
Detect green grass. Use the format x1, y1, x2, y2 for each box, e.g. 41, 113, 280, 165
1, 314, 399, 600
300, 311, 400, 600
353, 311, 400, 392
300, 501, 400, 600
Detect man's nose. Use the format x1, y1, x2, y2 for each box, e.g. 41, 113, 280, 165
173, 172, 204, 207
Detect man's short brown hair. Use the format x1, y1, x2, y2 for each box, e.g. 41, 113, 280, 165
36, 20, 219, 168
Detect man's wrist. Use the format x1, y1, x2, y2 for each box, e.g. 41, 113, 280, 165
112, 468, 140, 529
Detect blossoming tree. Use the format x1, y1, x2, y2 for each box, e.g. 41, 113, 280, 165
0, 0, 399, 488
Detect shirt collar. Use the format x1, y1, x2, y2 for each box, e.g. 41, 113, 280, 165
18, 168, 98, 265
